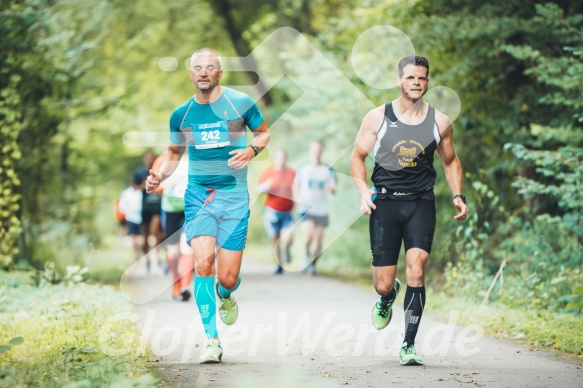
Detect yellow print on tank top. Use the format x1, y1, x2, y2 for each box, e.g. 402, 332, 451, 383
392, 139, 425, 168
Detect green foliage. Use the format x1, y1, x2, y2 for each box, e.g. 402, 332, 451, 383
501, 21, 583, 236
440, 180, 502, 297
0, 337, 24, 355
1, 0, 168, 266
443, 211, 583, 314
507, 144, 583, 233
0, 0, 100, 264
497, 215, 582, 313
0, 271, 157, 386
458, 181, 503, 261
0, 74, 23, 268
30, 262, 89, 287
494, 5, 583, 316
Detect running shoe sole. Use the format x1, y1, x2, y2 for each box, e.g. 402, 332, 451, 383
198, 340, 223, 364
199, 355, 222, 364
400, 358, 423, 366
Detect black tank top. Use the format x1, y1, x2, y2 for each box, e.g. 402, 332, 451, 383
371, 102, 441, 200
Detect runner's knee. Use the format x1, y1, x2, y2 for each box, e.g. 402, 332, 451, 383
218, 275, 238, 290
374, 280, 395, 295
406, 266, 425, 287
195, 255, 214, 276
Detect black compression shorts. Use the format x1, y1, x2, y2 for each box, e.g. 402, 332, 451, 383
369, 199, 436, 266
164, 211, 185, 245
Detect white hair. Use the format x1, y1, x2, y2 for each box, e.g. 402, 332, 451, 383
190, 48, 222, 69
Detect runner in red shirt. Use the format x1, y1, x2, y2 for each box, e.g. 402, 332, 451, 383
258, 149, 296, 274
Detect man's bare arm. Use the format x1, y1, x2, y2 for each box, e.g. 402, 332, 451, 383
350, 106, 384, 215
146, 143, 185, 193
228, 119, 270, 169
435, 111, 468, 221
250, 120, 270, 151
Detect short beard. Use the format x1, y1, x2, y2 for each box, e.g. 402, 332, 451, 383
197, 81, 215, 91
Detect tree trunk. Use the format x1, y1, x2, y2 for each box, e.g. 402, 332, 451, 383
211, 0, 274, 106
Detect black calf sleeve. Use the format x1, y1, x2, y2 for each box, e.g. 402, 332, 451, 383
403, 285, 426, 346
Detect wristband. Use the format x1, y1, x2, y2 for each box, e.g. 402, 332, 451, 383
453, 194, 466, 204
248, 144, 259, 157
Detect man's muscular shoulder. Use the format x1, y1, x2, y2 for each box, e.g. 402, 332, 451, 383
434, 108, 453, 136
362, 104, 386, 132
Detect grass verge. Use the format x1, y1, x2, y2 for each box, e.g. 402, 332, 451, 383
0, 271, 159, 387
427, 293, 583, 357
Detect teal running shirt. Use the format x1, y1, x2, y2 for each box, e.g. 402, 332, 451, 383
169, 87, 264, 191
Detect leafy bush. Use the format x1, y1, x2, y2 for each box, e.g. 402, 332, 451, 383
496, 215, 583, 314
30, 262, 89, 287
438, 171, 583, 314
443, 210, 583, 315
441, 179, 503, 297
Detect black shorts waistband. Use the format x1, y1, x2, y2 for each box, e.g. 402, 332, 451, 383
374, 186, 434, 200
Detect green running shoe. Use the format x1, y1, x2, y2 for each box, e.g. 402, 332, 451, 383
371, 279, 401, 330
399, 343, 423, 365
198, 338, 223, 364
217, 292, 239, 325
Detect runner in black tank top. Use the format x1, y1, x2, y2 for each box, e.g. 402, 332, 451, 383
370, 101, 439, 265
350, 55, 468, 366
371, 102, 441, 199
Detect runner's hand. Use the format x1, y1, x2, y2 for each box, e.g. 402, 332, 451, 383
228, 147, 254, 169
359, 188, 376, 216
145, 169, 161, 193
453, 198, 468, 221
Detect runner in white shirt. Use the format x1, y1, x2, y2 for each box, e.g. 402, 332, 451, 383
294, 140, 337, 275
160, 153, 191, 301
118, 173, 144, 261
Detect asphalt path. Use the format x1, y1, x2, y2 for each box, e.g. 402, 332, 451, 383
125, 259, 582, 387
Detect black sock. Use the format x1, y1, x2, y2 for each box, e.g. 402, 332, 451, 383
403, 285, 426, 346
380, 288, 396, 304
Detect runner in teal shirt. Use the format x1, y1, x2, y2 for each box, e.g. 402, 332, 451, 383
169, 86, 264, 191
145, 48, 270, 365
